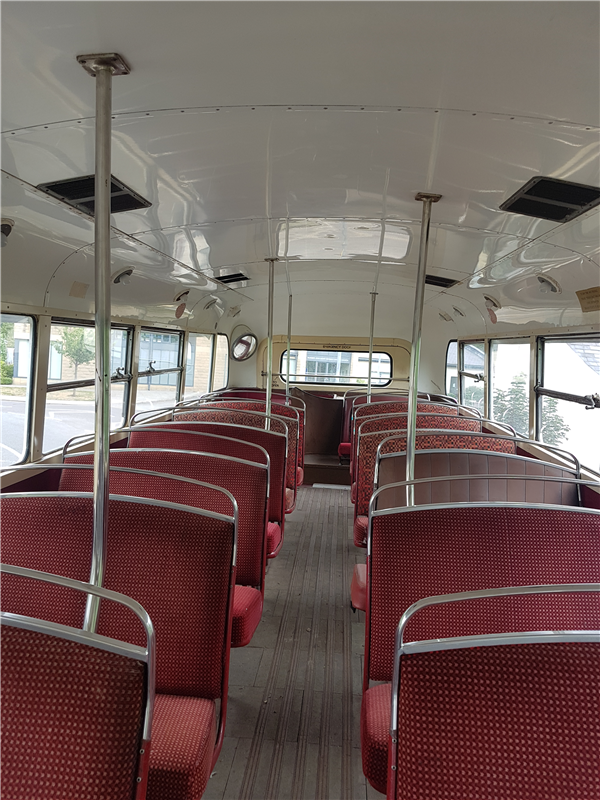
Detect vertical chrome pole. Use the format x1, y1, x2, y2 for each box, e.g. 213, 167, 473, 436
406, 192, 441, 506
366, 291, 378, 402
286, 293, 293, 404
77, 53, 130, 632
265, 258, 277, 428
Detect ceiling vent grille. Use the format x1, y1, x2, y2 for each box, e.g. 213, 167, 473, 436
218, 272, 248, 285
36, 175, 151, 216
425, 274, 459, 289
500, 177, 600, 223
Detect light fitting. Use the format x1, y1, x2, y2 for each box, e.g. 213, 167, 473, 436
1, 219, 14, 248
112, 268, 133, 285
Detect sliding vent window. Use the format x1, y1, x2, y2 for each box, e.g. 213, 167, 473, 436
459, 342, 485, 412
43, 324, 130, 454
489, 339, 530, 436
445, 341, 458, 399
0, 314, 34, 466
281, 349, 392, 386
136, 330, 183, 415
212, 334, 229, 391
538, 338, 600, 473
184, 333, 214, 401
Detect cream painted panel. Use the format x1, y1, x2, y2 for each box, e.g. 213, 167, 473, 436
257, 336, 411, 391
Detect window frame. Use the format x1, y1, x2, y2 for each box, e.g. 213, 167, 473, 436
0, 312, 36, 465
279, 348, 393, 387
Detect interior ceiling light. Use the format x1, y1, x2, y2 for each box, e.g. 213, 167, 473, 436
112, 268, 133, 285
227, 305, 242, 318
500, 176, 600, 223
36, 174, 151, 217
439, 311, 453, 322
537, 275, 561, 294
1, 218, 14, 248
484, 295, 501, 325
173, 290, 190, 320
204, 298, 218, 310
452, 306, 466, 317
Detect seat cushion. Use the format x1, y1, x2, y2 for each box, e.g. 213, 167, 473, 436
148, 694, 216, 800
285, 487, 295, 513
231, 585, 263, 647
267, 522, 282, 558
351, 482, 357, 504
338, 442, 351, 457
296, 466, 304, 487
360, 683, 391, 796
354, 515, 368, 548
350, 563, 367, 611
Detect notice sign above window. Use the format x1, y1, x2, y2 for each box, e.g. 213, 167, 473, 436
576, 286, 600, 314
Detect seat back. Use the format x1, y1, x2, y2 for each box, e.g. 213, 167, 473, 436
388, 586, 600, 800
1, 564, 154, 800
375, 451, 581, 508
61, 450, 268, 588
136, 420, 286, 524
206, 391, 306, 461
354, 429, 517, 519
1, 493, 236, 700
365, 503, 600, 685
187, 402, 299, 489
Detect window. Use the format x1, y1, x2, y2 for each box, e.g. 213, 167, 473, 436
459, 341, 485, 412
489, 339, 530, 436
445, 341, 458, 399
537, 337, 600, 472
280, 349, 392, 386
135, 329, 184, 414
183, 333, 214, 401
0, 314, 34, 467
43, 323, 131, 454
212, 334, 229, 391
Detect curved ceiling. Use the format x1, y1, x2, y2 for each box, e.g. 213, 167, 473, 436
2, 2, 599, 340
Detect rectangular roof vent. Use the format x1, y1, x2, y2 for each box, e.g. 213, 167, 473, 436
218, 272, 248, 285
425, 274, 459, 289
37, 175, 151, 216
500, 177, 600, 223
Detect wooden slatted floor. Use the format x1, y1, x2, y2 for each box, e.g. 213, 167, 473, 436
204, 485, 384, 800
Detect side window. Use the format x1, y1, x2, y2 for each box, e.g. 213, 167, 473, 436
211, 334, 229, 391
445, 341, 458, 399
184, 333, 214, 400
459, 341, 485, 412
43, 323, 131, 454
0, 313, 34, 466
135, 329, 184, 415
537, 337, 600, 472
489, 339, 530, 436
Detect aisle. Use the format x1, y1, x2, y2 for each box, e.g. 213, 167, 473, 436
204, 485, 382, 800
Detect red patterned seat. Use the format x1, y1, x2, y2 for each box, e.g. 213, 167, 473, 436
184, 403, 300, 507
352, 417, 482, 545
62, 448, 269, 647
386, 586, 600, 800
140, 419, 287, 558
360, 503, 600, 794
1, 493, 237, 800
1, 568, 153, 800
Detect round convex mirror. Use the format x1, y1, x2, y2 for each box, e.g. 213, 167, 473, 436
231, 331, 258, 361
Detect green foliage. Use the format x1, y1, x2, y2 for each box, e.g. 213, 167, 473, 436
55, 327, 95, 381
492, 372, 570, 445
463, 383, 484, 412
0, 361, 14, 385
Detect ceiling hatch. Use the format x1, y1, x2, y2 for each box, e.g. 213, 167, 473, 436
500, 177, 600, 223
36, 175, 151, 216
425, 274, 459, 289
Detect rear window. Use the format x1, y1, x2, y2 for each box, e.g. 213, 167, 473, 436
280, 349, 392, 386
